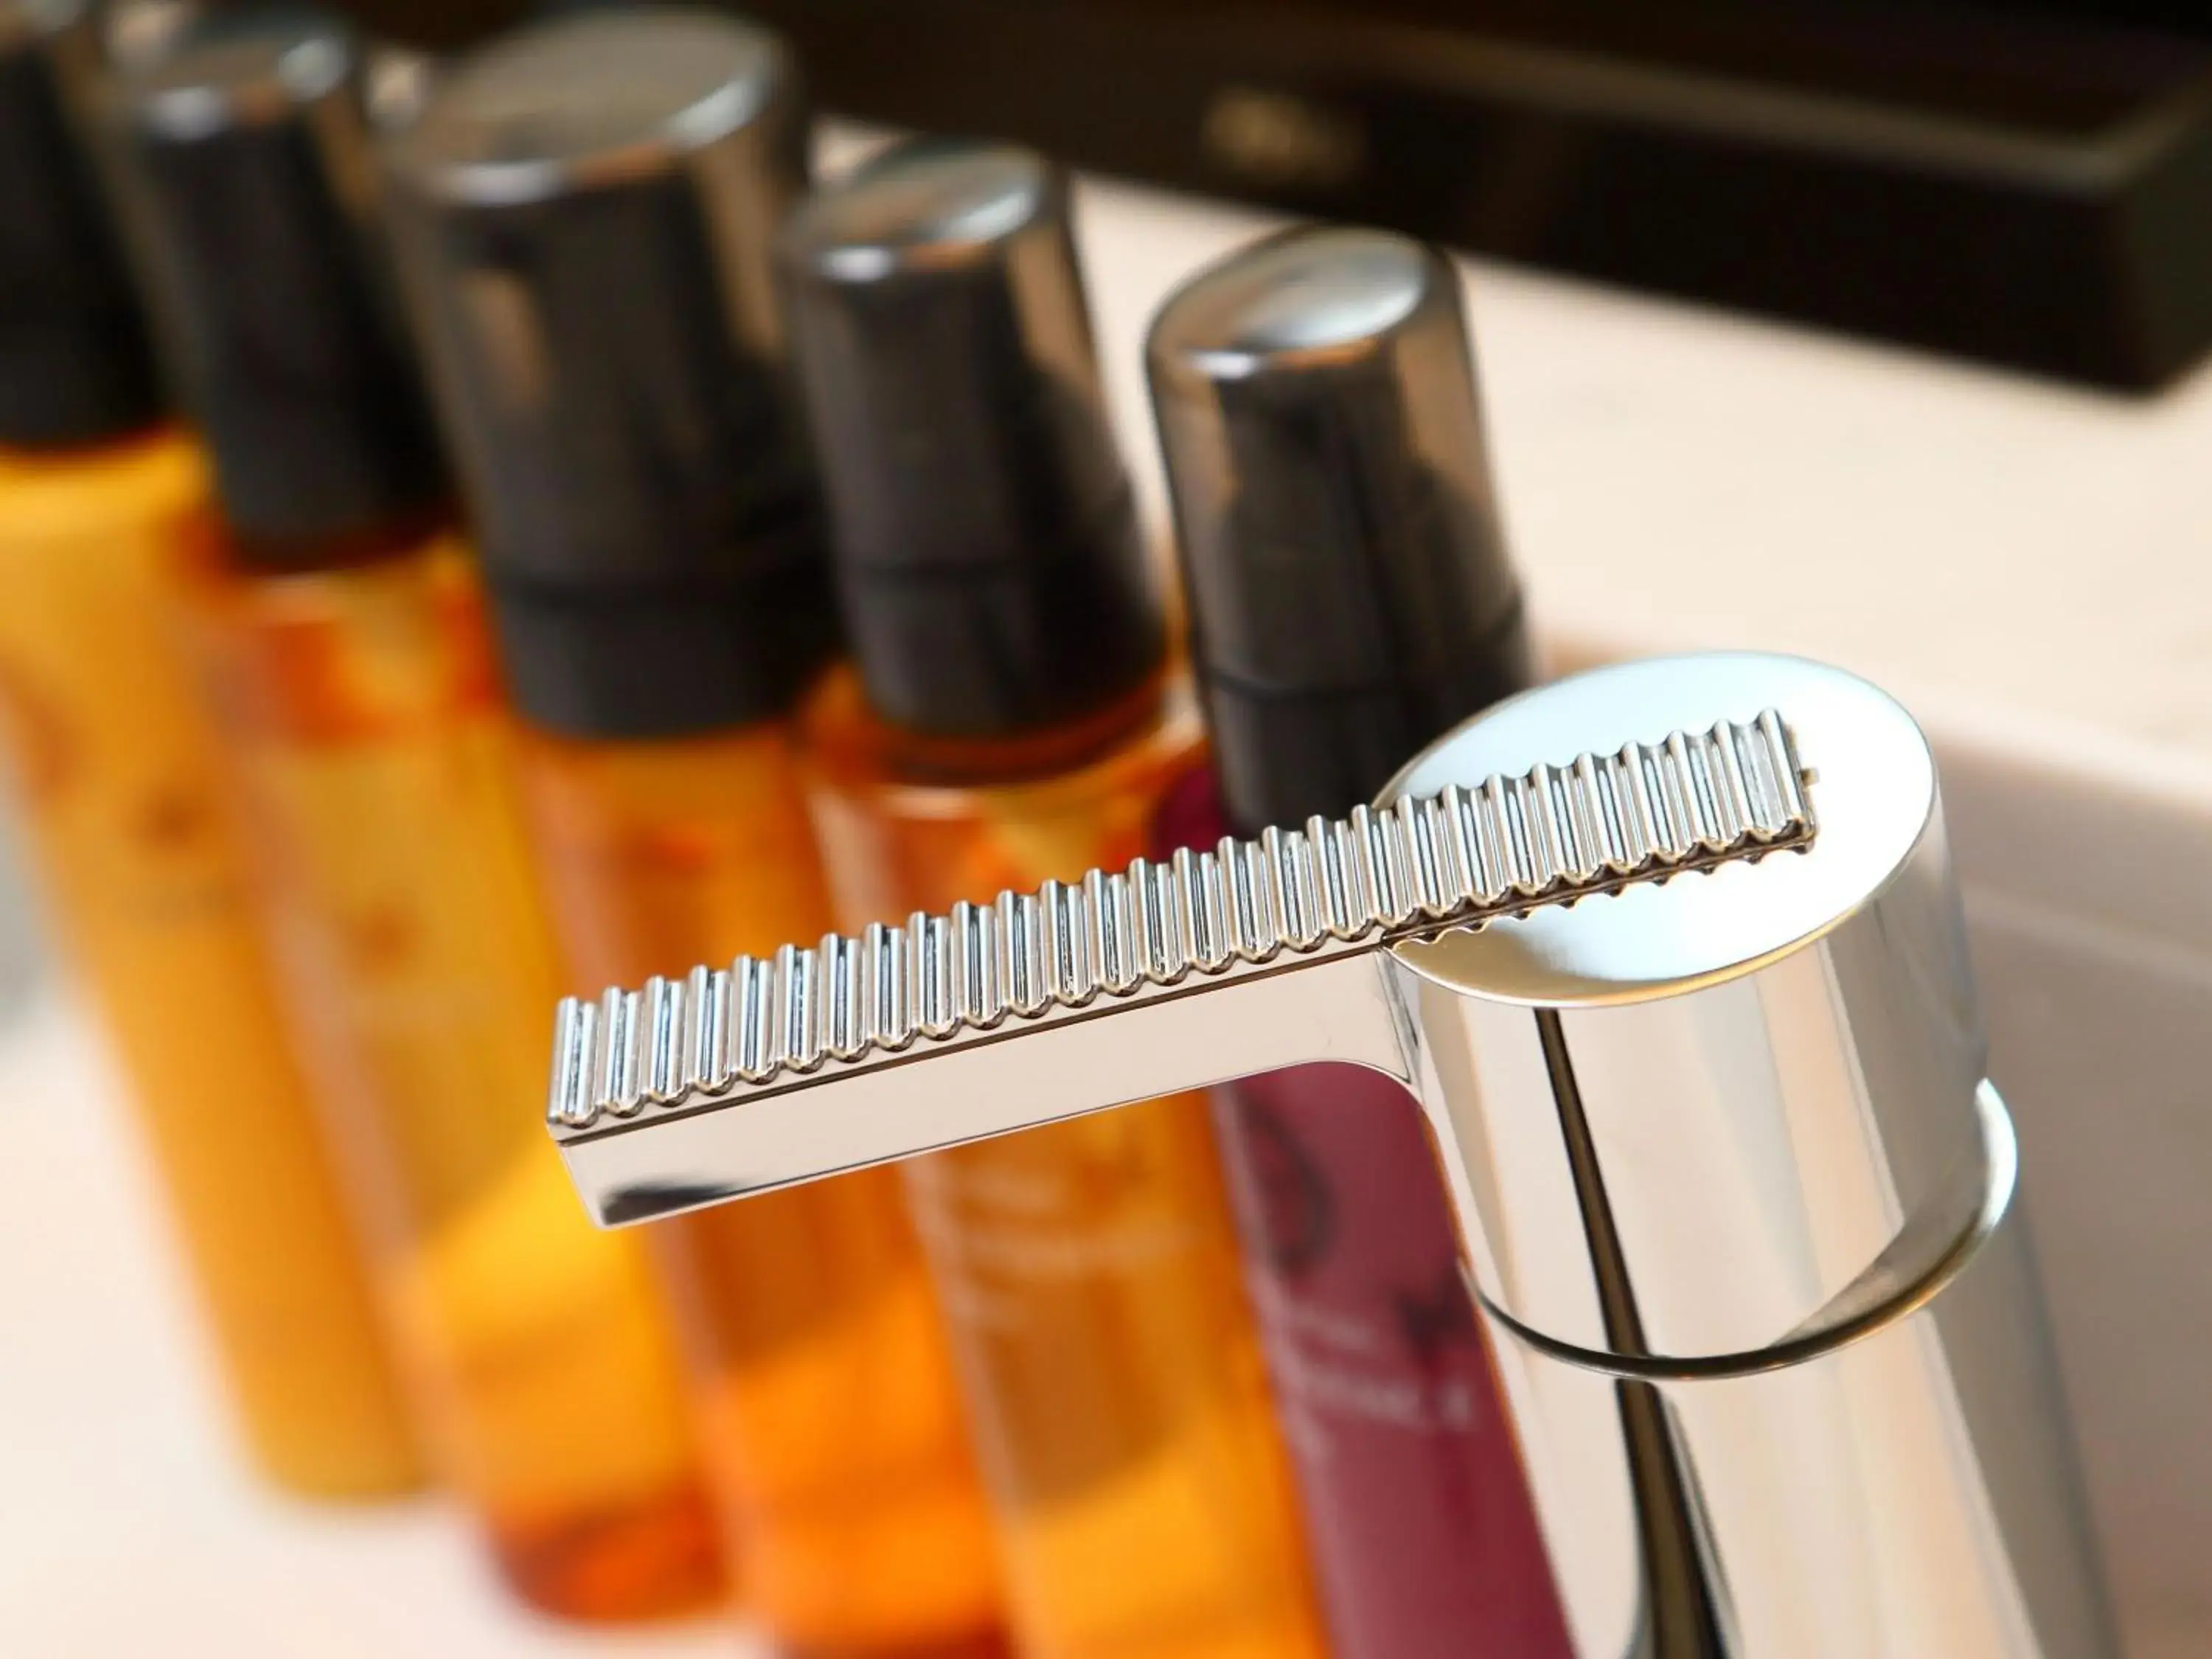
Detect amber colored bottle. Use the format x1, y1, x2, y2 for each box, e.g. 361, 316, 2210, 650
1148, 228, 1573, 1659
782, 139, 1327, 1659
111, 13, 715, 1618
0, 5, 418, 1497
383, 15, 1006, 1654
519, 726, 1007, 1658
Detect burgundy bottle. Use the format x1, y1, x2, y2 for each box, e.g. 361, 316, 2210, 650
1146, 226, 1575, 1659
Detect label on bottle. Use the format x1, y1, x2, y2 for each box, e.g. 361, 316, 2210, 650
1214, 1065, 1574, 1659
0, 593, 254, 934
1152, 762, 1571, 1659
903, 1096, 1220, 1500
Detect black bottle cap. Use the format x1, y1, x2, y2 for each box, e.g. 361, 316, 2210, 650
779, 139, 1164, 740
383, 7, 832, 740
111, 8, 445, 563
0, 0, 162, 448
1147, 226, 1532, 834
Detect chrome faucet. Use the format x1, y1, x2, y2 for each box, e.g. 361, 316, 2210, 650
545, 651, 2118, 1659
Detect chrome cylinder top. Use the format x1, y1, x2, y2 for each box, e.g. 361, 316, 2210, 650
533, 648, 2112, 1659
1383, 653, 1986, 1368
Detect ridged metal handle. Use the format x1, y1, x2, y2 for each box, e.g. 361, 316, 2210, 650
541, 648, 2122, 1659
549, 709, 1813, 1138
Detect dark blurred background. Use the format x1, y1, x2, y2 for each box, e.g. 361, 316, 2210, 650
321, 0, 2212, 389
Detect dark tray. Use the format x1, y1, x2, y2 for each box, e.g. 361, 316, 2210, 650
352, 0, 2212, 392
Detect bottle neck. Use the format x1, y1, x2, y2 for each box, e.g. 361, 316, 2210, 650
483, 503, 841, 745
824, 663, 1178, 792
222, 501, 459, 578
0, 417, 173, 468
1200, 602, 1534, 834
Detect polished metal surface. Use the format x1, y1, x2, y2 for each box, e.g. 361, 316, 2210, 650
1385, 655, 2115, 1658
544, 651, 2117, 1658
549, 706, 1809, 1134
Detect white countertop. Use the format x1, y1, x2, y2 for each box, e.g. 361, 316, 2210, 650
0, 991, 740, 1658
7, 166, 2210, 1656
1071, 173, 2212, 782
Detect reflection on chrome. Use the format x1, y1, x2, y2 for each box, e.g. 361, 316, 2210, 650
549, 652, 2118, 1659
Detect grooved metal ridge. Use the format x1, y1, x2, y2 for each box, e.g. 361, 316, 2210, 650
549, 709, 1813, 1135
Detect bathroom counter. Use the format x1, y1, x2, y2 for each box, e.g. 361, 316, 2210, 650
0, 991, 754, 1658
1072, 171, 2212, 777
4, 164, 2211, 1656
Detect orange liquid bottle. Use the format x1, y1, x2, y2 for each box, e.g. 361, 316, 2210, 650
518, 727, 1006, 1658
113, 14, 715, 1618
782, 140, 1327, 1659
0, 7, 417, 1497
386, 15, 1005, 1653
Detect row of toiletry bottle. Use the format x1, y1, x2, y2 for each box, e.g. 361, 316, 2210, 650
0, 3, 1569, 1655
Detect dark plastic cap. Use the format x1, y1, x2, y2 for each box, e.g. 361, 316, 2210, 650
779, 138, 1164, 740
384, 7, 831, 738
0, 0, 163, 448
1147, 226, 1531, 833
112, 8, 444, 561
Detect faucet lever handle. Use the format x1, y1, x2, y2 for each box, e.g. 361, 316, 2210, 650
548, 708, 1814, 1149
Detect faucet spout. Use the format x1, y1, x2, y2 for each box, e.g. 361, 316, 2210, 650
550, 707, 1812, 1225
540, 652, 2118, 1659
